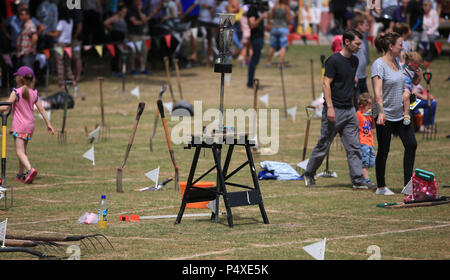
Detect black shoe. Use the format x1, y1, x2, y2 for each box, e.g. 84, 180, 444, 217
304, 174, 316, 187
352, 180, 376, 190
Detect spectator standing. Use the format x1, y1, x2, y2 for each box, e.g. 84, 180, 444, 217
47, 6, 76, 89
421, 0, 440, 61
72, 7, 83, 84
266, 0, 293, 66
16, 6, 38, 68
81, 0, 106, 45
127, 0, 151, 75
371, 32, 417, 195
246, 2, 267, 88
104, 3, 128, 77
353, 14, 370, 109
36, 0, 58, 51
407, 0, 424, 51
181, 0, 201, 63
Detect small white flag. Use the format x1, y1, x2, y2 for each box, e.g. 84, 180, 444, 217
259, 94, 269, 107
163, 102, 173, 113
401, 178, 413, 196
206, 199, 216, 214
131, 86, 140, 99
303, 238, 326, 260
89, 126, 101, 142
287, 106, 297, 120
297, 158, 309, 170
83, 145, 95, 166
145, 166, 160, 187
0, 218, 8, 248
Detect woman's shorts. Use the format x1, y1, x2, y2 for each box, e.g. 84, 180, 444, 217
12, 131, 32, 141
361, 144, 375, 168
269, 27, 289, 51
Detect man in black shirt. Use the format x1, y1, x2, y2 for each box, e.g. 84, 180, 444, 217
246, 4, 268, 88
304, 29, 372, 190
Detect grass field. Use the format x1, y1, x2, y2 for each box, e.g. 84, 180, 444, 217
0, 43, 449, 260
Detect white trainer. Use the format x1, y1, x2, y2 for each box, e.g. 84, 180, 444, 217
375, 187, 395, 195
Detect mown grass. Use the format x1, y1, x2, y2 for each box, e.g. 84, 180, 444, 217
0, 42, 449, 260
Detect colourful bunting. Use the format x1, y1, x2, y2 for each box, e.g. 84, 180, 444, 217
164, 34, 171, 49
95, 45, 103, 57
64, 47, 72, 59
106, 44, 115, 57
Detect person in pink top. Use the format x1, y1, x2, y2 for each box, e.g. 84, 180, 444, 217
0, 66, 54, 184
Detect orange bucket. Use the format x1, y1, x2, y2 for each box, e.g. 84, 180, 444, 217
179, 181, 216, 209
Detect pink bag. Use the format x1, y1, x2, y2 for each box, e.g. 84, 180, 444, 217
412, 173, 437, 201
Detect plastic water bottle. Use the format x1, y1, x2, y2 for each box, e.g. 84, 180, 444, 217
97, 195, 108, 229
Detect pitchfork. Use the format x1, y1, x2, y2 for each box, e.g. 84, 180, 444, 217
98, 77, 110, 141
58, 80, 72, 144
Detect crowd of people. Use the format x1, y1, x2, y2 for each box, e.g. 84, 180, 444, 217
0, 1, 448, 88
0, 1, 446, 191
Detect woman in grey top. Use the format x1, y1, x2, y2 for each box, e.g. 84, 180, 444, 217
266, 0, 292, 66
371, 32, 417, 196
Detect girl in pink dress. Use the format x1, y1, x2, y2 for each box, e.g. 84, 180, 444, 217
0, 66, 54, 184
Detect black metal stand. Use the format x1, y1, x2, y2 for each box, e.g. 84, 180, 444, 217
175, 133, 269, 228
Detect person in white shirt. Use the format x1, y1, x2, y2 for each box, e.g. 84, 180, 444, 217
421, 0, 440, 61
47, 6, 75, 89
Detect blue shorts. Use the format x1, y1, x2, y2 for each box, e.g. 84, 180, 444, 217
269, 27, 289, 51
361, 144, 375, 168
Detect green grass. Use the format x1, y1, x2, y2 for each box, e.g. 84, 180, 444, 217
0, 43, 449, 260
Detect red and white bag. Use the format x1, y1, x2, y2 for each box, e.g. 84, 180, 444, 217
412, 173, 437, 201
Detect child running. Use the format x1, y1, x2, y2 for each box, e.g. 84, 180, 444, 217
356, 93, 376, 187
0, 66, 54, 184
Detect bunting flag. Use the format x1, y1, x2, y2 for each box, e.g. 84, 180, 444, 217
42, 49, 50, 60
126, 41, 136, 53
145, 39, 151, 51
106, 44, 115, 57
82, 145, 95, 166
164, 34, 172, 48
135, 41, 143, 52
64, 47, 72, 59
54, 47, 63, 57
303, 238, 326, 260
95, 45, 103, 57
83, 45, 92, 51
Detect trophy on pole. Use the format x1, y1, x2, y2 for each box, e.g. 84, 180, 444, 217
214, 13, 235, 133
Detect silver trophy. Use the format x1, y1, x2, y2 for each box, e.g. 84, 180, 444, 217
216, 13, 236, 65
214, 14, 235, 132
